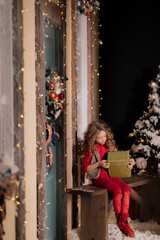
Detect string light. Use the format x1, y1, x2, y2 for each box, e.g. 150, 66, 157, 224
0, 0, 102, 238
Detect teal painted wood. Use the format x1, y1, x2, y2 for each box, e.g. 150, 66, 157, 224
55, 130, 61, 240
45, 19, 61, 240
46, 146, 57, 240
45, 18, 55, 69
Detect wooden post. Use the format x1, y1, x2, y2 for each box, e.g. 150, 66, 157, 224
12, 0, 25, 239
23, 0, 37, 239
35, 1, 46, 239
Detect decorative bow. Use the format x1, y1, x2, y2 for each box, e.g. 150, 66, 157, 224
45, 121, 60, 170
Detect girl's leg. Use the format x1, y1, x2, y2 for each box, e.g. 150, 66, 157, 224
110, 177, 131, 215
110, 178, 135, 238
113, 193, 122, 221
121, 191, 130, 215
92, 171, 122, 219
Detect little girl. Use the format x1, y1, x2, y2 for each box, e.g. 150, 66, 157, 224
82, 120, 136, 238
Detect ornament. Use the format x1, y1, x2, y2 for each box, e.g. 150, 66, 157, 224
54, 103, 60, 111
77, 0, 100, 16
49, 91, 57, 100
55, 87, 62, 95
59, 92, 64, 100
46, 77, 50, 83
55, 95, 59, 101
49, 82, 55, 89
57, 76, 61, 82
86, 4, 93, 13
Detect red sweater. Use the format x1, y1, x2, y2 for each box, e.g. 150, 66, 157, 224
82, 144, 118, 173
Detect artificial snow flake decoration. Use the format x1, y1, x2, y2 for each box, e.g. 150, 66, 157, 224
135, 120, 144, 129
136, 157, 147, 170
150, 116, 158, 125
77, 0, 100, 16
129, 67, 160, 173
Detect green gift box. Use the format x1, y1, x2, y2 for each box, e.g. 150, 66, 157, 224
107, 150, 131, 178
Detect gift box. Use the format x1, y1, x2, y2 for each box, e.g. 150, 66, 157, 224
107, 150, 131, 178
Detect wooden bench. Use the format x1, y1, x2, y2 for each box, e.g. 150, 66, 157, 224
109, 174, 160, 217
67, 173, 160, 240
67, 185, 108, 240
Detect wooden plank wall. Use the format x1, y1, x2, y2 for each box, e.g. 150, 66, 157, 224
87, 16, 93, 123
12, 0, 25, 239
35, 1, 67, 239
71, 2, 100, 229
35, 1, 46, 239
71, 0, 79, 229
58, 1, 67, 239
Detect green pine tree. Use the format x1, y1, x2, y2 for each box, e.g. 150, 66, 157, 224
130, 67, 160, 172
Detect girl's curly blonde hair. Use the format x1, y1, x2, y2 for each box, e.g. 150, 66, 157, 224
83, 120, 116, 156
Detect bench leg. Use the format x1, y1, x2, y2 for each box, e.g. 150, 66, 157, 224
80, 193, 108, 240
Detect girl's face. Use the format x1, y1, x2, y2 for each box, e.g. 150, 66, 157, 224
95, 130, 106, 145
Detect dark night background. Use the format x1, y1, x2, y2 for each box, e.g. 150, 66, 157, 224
99, 2, 160, 150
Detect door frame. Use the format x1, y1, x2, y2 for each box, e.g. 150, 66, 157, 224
35, 1, 67, 239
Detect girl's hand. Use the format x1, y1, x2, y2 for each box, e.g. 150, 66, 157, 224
99, 160, 110, 169
127, 158, 136, 170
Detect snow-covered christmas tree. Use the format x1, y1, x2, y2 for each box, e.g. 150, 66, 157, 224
129, 67, 160, 172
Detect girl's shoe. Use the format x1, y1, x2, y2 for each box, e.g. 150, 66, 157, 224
117, 213, 135, 238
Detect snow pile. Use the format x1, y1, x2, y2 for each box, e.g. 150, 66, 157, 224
109, 219, 160, 240
68, 228, 80, 240
69, 219, 160, 240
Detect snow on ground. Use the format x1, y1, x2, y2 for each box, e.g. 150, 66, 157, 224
109, 219, 160, 240
69, 219, 160, 240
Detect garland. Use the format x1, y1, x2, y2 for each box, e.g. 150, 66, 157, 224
77, 0, 100, 16
45, 68, 67, 122
45, 68, 67, 170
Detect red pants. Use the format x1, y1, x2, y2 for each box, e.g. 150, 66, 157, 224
92, 168, 131, 217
